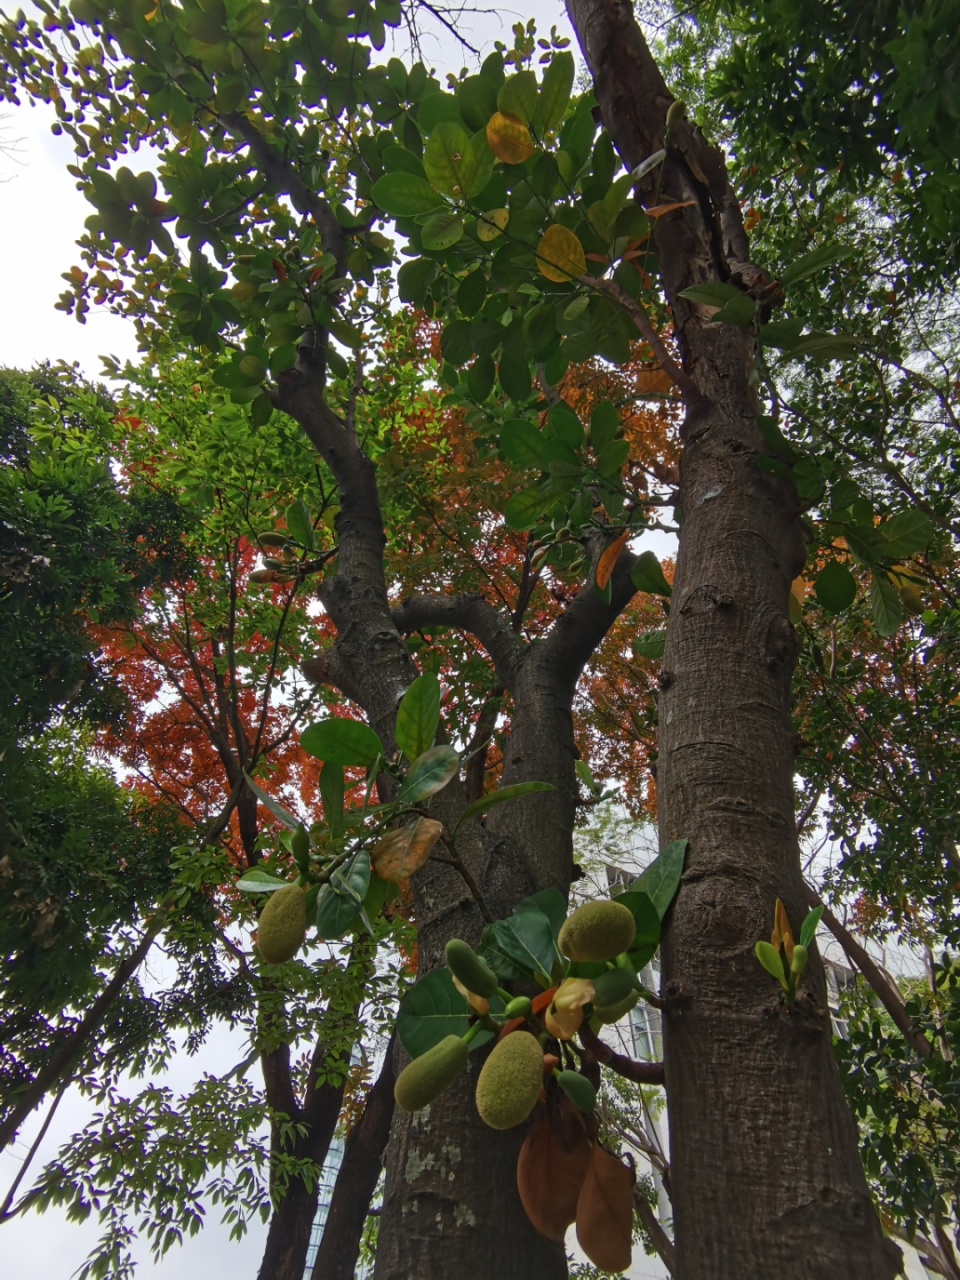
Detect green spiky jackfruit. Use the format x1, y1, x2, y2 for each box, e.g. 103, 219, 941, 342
558, 900, 636, 962
475, 1030, 543, 1130
446, 938, 500, 998
257, 884, 306, 965
394, 1035, 469, 1112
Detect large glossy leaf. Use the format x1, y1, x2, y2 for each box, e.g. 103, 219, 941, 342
880, 510, 934, 558
395, 672, 441, 762
285, 496, 316, 551
397, 967, 494, 1057
371, 172, 444, 215
455, 781, 555, 832
513, 887, 568, 940
630, 838, 687, 919
632, 629, 666, 660
815, 561, 857, 613
243, 771, 300, 832
480, 907, 561, 983
631, 550, 673, 597
315, 851, 372, 940
236, 868, 291, 893
613, 891, 661, 951
500, 419, 546, 469
301, 718, 383, 767
504, 486, 548, 530
538, 51, 575, 131
397, 745, 460, 804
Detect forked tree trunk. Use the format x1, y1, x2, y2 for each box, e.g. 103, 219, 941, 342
565, 1, 903, 1276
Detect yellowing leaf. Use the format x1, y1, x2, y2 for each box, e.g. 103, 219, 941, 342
486, 111, 535, 165
644, 199, 697, 218
537, 224, 586, 283
772, 898, 795, 965
596, 530, 630, 591
370, 817, 443, 884
477, 207, 509, 242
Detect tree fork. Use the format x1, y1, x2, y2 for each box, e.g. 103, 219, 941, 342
565, 0, 901, 1275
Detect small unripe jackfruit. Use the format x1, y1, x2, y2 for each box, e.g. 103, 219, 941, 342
593, 989, 640, 1026
558, 900, 636, 963
395, 1035, 469, 1112
557, 1069, 596, 1114
257, 884, 306, 965
446, 939, 500, 999
592, 967, 637, 1007
476, 1030, 544, 1130
790, 943, 808, 975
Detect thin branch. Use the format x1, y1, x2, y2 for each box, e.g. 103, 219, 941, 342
0, 1077, 69, 1221
578, 1019, 665, 1084
634, 1186, 676, 1275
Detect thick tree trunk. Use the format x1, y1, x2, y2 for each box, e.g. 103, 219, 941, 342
565, 2, 902, 1277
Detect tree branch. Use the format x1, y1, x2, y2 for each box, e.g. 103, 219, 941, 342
539, 549, 640, 697
579, 1019, 665, 1084
805, 885, 932, 1059
391, 593, 523, 693
634, 1186, 676, 1275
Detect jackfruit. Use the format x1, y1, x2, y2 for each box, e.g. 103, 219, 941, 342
394, 1035, 469, 1112
558, 900, 636, 962
257, 884, 306, 965
446, 938, 500, 998
476, 1030, 544, 1129
790, 943, 808, 975
556, 1069, 597, 1114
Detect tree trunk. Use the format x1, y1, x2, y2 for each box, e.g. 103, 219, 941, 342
310, 1036, 397, 1280
565, 2, 903, 1276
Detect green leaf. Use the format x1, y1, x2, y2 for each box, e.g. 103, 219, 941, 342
480, 908, 561, 983
371, 172, 444, 215
396, 672, 441, 762
319, 762, 345, 838
678, 281, 742, 309
880, 510, 933, 558
710, 294, 757, 326
468, 354, 495, 401
800, 905, 824, 949
512, 887, 568, 940
550, 400, 585, 448
424, 122, 491, 198
458, 73, 499, 132
632, 629, 666, 660
845, 524, 887, 565
755, 939, 788, 987
780, 242, 850, 286
418, 91, 464, 134
243, 772, 301, 832
596, 438, 629, 477
397, 967, 494, 1057
440, 319, 474, 366
591, 401, 619, 449
421, 212, 464, 251
815, 561, 857, 613
758, 317, 804, 350
236, 868, 291, 893
504, 486, 548, 530
575, 759, 597, 792
455, 780, 555, 832
631, 550, 672, 597
784, 331, 860, 360
613, 890, 662, 949
316, 851, 372, 939
497, 70, 538, 124
301, 718, 384, 767
870, 571, 903, 637
398, 745, 460, 804
539, 51, 575, 130
630, 838, 687, 919
500, 419, 545, 469
285, 496, 317, 550
499, 350, 532, 402
398, 257, 439, 306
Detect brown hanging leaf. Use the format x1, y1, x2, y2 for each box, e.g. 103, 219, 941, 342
486, 111, 535, 165
576, 1143, 634, 1273
634, 368, 676, 396
644, 200, 697, 218
517, 1110, 592, 1240
595, 530, 630, 591
370, 818, 443, 884
772, 898, 795, 964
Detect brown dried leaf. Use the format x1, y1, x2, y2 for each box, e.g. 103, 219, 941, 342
644, 200, 697, 218
576, 1143, 634, 1273
596, 530, 631, 591
633, 368, 676, 396
370, 818, 443, 884
517, 1110, 592, 1240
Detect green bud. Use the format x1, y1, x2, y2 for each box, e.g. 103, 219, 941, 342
504, 996, 533, 1019
790, 943, 808, 976
291, 825, 310, 872
394, 1035, 469, 1112
556, 1069, 596, 1115
446, 938, 500, 999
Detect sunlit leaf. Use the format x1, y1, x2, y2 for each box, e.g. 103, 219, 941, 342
370, 817, 443, 883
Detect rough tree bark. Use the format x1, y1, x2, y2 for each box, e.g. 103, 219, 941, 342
565, 2, 902, 1277
271, 336, 643, 1277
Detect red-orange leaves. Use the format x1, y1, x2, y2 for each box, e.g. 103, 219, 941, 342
595, 529, 630, 591
517, 1110, 592, 1241
576, 1143, 634, 1272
